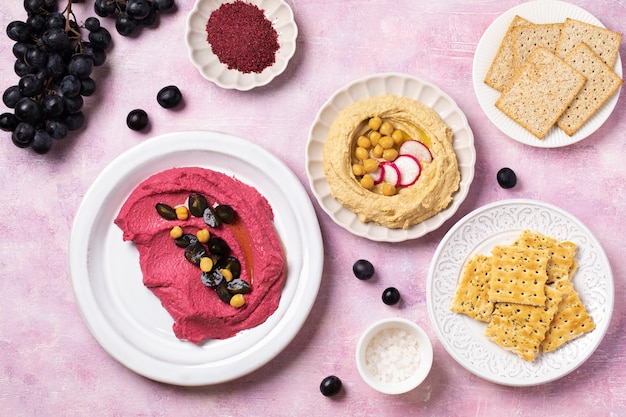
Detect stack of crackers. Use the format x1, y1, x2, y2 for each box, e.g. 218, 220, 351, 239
484, 17, 623, 139
450, 229, 595, 362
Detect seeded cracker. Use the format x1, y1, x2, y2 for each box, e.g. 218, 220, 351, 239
488, 244, 550, 306
558, 42, 624, 136
484, 15, 531, 92
542, 280, 595, 353
556, 18, 622, 68
512, 229, 577, 284
450, 254, 494, 322
485, 286, 563, 361
495, 47, 586, 139
512, 22, 563, 72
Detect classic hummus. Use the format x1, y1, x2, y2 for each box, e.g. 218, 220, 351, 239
322, 94, 460, 229
114, 167, 286, 344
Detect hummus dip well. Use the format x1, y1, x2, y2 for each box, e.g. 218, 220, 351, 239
114, 167, 286, 344
322, 94, 460, 229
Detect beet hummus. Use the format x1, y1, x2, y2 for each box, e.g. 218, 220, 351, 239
114, 167, 286, 344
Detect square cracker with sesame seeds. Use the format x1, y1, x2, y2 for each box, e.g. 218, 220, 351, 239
485, 285, 563, 362
512, 229, 577, 284
487, 244, 550, 306
495, 46, 586, 139
450, 254, 494, 322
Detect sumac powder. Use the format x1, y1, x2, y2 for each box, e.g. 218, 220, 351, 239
205, 1, 280, 74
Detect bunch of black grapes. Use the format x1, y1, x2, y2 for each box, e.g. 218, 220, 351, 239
1, 0, 112, 154
94, 0, 175, 37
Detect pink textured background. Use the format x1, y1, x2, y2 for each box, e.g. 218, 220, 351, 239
1, 0, 625, 415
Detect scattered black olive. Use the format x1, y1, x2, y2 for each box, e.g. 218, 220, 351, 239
155, 202, 177, 220
203, 206, 222, 228
215, 283, 233, 304
174, 233, 198, 248
207, 236, 230, 256
497, 167, 517, 189
215, 204, 237, 223
382, 287, 401, 305
184, 241, 207, 266
353, 259, 375, 280
320, 375, 342, 397
201, 269, 224, 288
156, 85, 182, 109
227, 278, 251, 294
126, 108, 149, 131
188, 193, 209, 217
216, 256, 241, 278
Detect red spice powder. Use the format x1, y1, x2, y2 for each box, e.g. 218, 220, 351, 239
205, 1, 280, 74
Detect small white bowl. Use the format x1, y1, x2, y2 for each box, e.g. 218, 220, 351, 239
356, 318, 433, 394
185, 0, 298, 91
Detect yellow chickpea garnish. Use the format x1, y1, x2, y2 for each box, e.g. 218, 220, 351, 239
230, 294, 245, 308
199, 256, 214, 272
383, 148, 399, 161
368, 116, 382, 131
352, 163, 365, 176
379, 121, 394, 136
221, 268, 233, 282
379, 136, 395, 149
382, 183, 397, 196
175, 206, 189, 221
362, 158, 379, 173
356, 135, 371, 149
360, 174, 375, 189
170, 225, 183, 239
196, 228, 210, 243
392, 129, 405, 145
355, 146, 369, 161
369, 131, 381, 146
372, 144, 384, 158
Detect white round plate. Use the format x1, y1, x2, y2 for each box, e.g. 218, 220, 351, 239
306, 73, 476, 242
69, 131, 323, 386
472, 0, 623, 148
427, 198, 614, 386
185, 0, 297, 91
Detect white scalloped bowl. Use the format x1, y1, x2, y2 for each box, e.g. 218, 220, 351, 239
185, 0, 298, 91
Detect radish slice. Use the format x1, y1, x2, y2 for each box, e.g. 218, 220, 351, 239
381, 161, 401, 187
370, 165, 385, 184
394, 154, 421, 186
399, 140, 432, 163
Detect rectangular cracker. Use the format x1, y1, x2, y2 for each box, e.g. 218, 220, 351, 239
488, 244, 549, 306
485, 285, 563, 361
512, 22, 563, 72
484, 15, 531, 92
495, 46, 586, 139
557, 42, 623, 136
541, 280, 595, 353
512, 229, 577, 284
556, 18, 622, 68
450, 254, 494, 322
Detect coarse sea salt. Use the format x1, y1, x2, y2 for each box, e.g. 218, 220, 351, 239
365, 327, 421, 383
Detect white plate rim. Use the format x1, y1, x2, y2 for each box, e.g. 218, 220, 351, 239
305, 72, 476, 242
472, 0, 623, 148
185, 0, 298, 91
426, 198, 614, 386
69, 131, 323, 386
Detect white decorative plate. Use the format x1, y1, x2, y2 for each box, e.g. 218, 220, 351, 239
306, 73, 476, 242
69, 131, 323, 386
427, 199, 614, 386
185, 0, 297, 90
472, 0, 623, 148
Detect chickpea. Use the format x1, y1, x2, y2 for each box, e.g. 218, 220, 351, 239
372, 144, 384, 158
230, 294, 245, 308
196, 228, 210, 243
360, 174, 375, 189
170, 225, 183, 239
379, 121, 394, 136
383, 148, 399, 161
382, 183, 397, 196
199, 256, 214, 272
356, 135, 371, 149
355, 146, 369, 161
392, 129, 405, 145
379, 135, 395, 149
362, 158, 379, 173
175, 206, 189, 221
368, 131, 381, 146
221, 268, 233, 282
352, 163, 365, 176
368, 116, 382, 131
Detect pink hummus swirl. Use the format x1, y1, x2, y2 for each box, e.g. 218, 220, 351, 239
114, 167, 286, 344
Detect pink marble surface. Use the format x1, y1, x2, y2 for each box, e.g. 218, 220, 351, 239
1, 0, 625, 415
